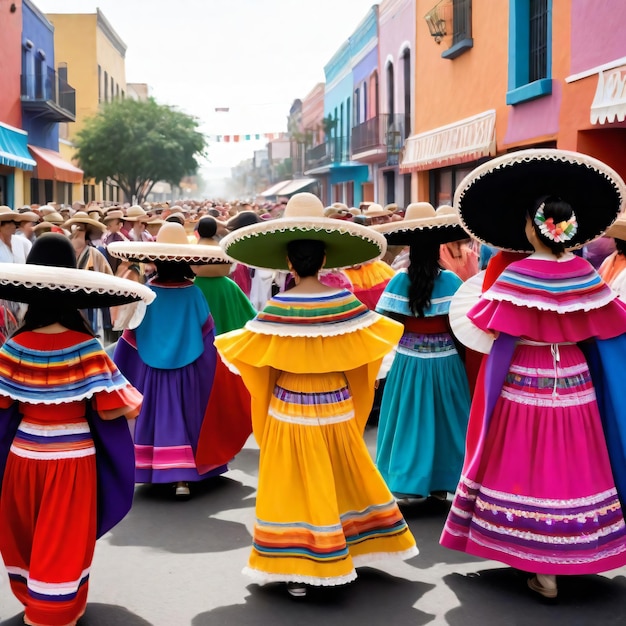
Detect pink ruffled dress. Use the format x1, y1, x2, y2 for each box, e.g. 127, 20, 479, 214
440, 252, 626, 574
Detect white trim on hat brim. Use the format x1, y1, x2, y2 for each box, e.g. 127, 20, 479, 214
0, 263, 156, 305
372, 212, 462, 235
219, 216, 387, 270
107, 240, 232, 264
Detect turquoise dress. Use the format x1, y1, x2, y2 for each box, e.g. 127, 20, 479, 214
375, 269, 470, 498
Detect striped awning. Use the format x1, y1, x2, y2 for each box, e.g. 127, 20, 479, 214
0, 122, 36, 170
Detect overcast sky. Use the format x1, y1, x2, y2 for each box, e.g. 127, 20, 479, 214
35, 0, 379, 173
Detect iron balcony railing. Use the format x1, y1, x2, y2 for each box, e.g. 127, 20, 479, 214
351, 114, 407, 158
21, 66, 76, 121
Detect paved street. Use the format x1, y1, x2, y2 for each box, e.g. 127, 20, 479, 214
1, 427, 626, 626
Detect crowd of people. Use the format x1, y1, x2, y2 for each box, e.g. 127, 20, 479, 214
1, 147, 626, 623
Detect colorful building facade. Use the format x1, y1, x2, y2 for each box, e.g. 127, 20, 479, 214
46, 9, 127, 204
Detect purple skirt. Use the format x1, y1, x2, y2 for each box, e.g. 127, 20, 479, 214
113, 330, 227, 483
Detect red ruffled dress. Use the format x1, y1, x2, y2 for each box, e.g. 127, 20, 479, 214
441, 253, 626, 574
0, 330, 141, 626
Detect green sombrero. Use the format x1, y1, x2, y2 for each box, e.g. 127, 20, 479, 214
219, 192, 387, 270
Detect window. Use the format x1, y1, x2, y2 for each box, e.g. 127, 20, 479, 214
506, 0, 552, 105
386, 62, 394, 117
402, 48, 411, 136
104, 70, 109, 101
442, 0, 473, 59
98, 65, 102, 103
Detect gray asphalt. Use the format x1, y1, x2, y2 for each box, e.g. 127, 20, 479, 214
1, 427, 625, 626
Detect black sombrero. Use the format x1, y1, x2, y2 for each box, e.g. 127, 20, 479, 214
455, 148, 626, 252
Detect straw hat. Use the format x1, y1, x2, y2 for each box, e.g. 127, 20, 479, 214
372, 202, 467, 246
605, 215, 626, 242
220, 192, 387, 271
0, 206, 37, 222
361, 203, 391, 219
0, 233, 155, 308
103, 209, 126, 224
62, 211, 106, 236
18, 211, 40, 223
124, 205, 150, 222
455, 148, 626, 252
108, 222, 231, 265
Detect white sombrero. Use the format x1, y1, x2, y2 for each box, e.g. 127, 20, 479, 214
219, 192, 387, 270
108, 222, 231, 265
0, 233, 156, 308
372, 203, 468, 246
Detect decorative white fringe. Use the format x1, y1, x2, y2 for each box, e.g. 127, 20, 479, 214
482, 289, 616, 313
242, 567, 358, 587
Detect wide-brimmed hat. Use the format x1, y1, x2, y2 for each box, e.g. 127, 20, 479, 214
220, 192, 387, 271
63, 211, 106, 236
108, 222, 230, 265
606, 216, 626, 242
103, 209, 126, 224
372, 203, 467, 246
455, 148, 626, 252
0, 206, 37, 223
361, 203, 391, 219
124, 205, 150, 222
0, 233, 155, 308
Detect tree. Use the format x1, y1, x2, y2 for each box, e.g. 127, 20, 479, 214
75, 98, 206, 204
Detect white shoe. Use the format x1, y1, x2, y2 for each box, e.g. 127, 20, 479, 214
175, 482, 190, 498
287, 582, 307, 597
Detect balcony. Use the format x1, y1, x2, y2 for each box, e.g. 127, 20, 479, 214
21, 67, 76, 122
351, 114, 407, 165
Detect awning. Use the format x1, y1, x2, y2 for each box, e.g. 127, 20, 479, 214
0, 122, 36, 170
400, 109, 496, 172
260, 180, 291, 197
275, 178, 317, 196
28, 145, 84, 183
590, 64, 626, 125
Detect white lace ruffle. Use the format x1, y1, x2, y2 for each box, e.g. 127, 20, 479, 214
242, 566, 358, 587
244, 310, 381, 337
0, 381, 128, 405
482, 289, 616, 313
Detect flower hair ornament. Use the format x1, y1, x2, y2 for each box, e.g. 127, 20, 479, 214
533, 203, 578, 243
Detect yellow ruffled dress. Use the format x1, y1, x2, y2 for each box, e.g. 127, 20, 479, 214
215, 289, 418, 586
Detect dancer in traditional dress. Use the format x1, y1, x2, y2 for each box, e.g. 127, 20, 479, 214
215, 193, 418, 598
0, 233, 154, 626
373, 203, 471, 502
440, 149, 626, 600
109, 223, 229, 499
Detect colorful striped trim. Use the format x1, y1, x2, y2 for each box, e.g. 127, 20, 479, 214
252, 500, 410, 562
0, 337, 128, 404
485, 256, 615, 312
7, 566, 90, 601
134, 444, 198, 470
245, 290, 383, 337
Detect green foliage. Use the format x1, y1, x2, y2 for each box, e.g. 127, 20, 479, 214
74, 98, 206, 203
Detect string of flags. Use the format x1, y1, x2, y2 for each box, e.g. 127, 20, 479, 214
207, 132, 288, 143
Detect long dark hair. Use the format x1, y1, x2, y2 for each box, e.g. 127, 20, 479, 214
287, 239, 326, 277
529, 195, 574, 258
14, 305, 95, 337
615, 238, 626, 255
154, 260, 194, 282
407, 240, 441, 317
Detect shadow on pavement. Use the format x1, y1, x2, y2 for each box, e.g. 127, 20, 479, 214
0, 603, 153, 626
228, 447, 260, 476
106, 475, 254, 554
444, 567, 626, 626
399, 497, 488, 570
191, 567, 435, 626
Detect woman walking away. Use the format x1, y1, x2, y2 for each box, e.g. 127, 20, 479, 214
373, 203, 471, 502
216, 193, 418, 598
440, 149, 626, 600
0, 233, 154, 626
109, 223, 231, 499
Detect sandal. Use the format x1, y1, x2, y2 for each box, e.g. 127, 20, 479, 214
527, 575, 558, 599
286, 582, 307, 598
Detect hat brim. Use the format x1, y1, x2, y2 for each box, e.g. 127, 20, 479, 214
373, 214, 468, 246
0, 263, 156, 308
448, 270, 494, 354
455, 149, 626, 252
63, 217, 106, 233
107, 241, 232, 265
605, 218, 626, 241
219, 217, 386, 270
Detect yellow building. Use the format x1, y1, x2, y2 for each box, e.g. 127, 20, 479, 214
46, 9, 126, 204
